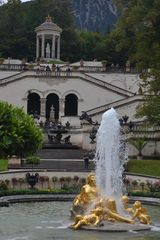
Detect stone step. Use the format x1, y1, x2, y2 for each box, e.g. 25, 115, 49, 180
37, 148, 87, 159
13, 159, 95, 171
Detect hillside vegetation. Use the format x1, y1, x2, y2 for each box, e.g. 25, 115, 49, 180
0, 0, 126, 64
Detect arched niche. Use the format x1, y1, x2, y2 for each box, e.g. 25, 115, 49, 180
65, 94, 78, 116
46, 93, 59, 121
27, 92, 40, 116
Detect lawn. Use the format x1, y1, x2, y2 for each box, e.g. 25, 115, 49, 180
0, 159, 8, 171
127, 159, 160, 177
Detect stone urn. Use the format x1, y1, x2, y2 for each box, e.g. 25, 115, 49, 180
26, 173, 39, 189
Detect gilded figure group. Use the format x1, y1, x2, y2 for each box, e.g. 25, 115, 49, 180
71, 173, 151, 230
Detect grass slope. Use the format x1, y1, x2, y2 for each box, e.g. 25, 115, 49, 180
0, 159, 8, 171
127, 159, 160, 177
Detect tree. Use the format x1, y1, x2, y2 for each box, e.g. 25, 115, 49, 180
135, 68, 160, 125
0, 0, 76, 61
129, 138, 147, 158
0, 0, 120, 62
112, 0, 160, 124
0, 101, 44, 158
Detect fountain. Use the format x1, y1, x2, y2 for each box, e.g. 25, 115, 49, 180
71, 108, 151, 231
0, 108, 159, 239
95, 107, 124, 199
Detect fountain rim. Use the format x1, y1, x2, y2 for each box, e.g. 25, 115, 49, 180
0, 194, 159, 206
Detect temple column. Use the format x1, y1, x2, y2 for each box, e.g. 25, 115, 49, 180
36, 36, 39, 59
57, 36, 60, 59
59, 98, 65, 119
51, 35, 55, 59
41, 34, 45, 58
40, 98, 46, 121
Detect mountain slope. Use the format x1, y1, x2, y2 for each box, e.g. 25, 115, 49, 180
72, 0, 118, 34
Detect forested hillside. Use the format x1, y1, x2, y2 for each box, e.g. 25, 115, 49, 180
0, 0, 124, 63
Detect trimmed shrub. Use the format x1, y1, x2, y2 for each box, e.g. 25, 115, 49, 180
52, 176, 58, 188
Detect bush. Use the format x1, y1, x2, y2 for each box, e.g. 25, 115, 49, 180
26, 155, 40, 165
0, 188, 78, 197
128, 190, 160, 198
18, 178, 25, 186
0, 58, 4, 64
52, 176, 58, 188
12, 177, 18, 185
0, 101, 44, 158
139, 181, 145, 191
73, 176, 79, 182
59, 177, 65, 188
66, 177, 72, 186
0, 180, 8, 190
131, 180, 138, 190
153, 181, 160, 192
5, 179, 10, 186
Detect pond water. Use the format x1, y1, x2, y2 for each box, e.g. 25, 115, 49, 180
0, 202, 160, 240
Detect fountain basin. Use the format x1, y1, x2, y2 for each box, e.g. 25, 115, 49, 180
0, 201, 159, 240
82, 222, 151, 232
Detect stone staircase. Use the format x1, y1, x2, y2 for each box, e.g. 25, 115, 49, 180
37, 148, 86, 159
10, 148, 95, 171
20, 159, 95, 171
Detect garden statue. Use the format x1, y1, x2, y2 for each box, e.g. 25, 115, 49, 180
121, 195, 134, 214
46, 43, 51, 58
71, 173, 98, 216
71, 207, 103, 230
132, 201, 151, 224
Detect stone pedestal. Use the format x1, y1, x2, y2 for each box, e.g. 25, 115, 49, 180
8, 156, 21, 168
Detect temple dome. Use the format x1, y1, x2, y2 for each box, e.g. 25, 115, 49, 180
35, 15, 62, 33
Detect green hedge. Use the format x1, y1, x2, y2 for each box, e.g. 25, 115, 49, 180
0, 188, 79, 197
128, 190, 160, 198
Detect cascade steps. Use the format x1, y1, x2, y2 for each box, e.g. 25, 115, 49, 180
10, 148, 95, 171
37, 148, 86, 159
14, 159, 95, 171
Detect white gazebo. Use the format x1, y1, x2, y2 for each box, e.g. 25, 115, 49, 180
35, 15, 62, 60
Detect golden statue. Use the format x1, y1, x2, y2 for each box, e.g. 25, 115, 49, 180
71, 173, 98, 216
71, 174, 151, 229
132, 201, 151, 225
45, 15, 52, 23
71, 207, 104, 230
71, 199, 134, 229
95, 198, 134, 223
121, 195, 134, 214
104, 208, 134, 224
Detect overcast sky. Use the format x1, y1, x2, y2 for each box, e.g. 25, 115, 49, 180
3, 0, 30, 2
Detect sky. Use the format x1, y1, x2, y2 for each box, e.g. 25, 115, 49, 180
3, 0, 30, 2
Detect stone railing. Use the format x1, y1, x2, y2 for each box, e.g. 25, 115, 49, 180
0, 64, 27, 71
0, 70, 136, 98
86, 95, 143, 116
0, 64, 140, 74
0, 71, 28, 85
125, 125, 160, 140
83, 73, 134, 97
